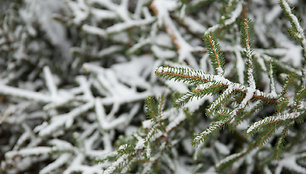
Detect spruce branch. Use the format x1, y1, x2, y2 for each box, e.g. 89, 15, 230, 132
151, 0, 199, 67
241, 18, 256, 89
192, 118, 230, 147
103, 96, 186, 173
155, 65, 277, 103
204, 0, 243, 35
275, 124, 291, 160
215, 148, 248, 171
246, 112, 302, 135
204, 34, 225, 75
280, 0, 306, 58
176, 82, 222, 106
207, 87, 233, 114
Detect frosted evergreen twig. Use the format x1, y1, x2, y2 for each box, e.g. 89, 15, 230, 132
0, 84, 52, 103
204, 0, 243, 35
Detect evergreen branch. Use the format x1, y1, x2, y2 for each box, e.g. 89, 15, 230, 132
145, 124, 160, 144
229, 87, 255, 123
215, 148, 248, 171
155, 65, 211, 85
232, 100, 264, 127
294, 88, 306, 111
258, 123, 278, 147
192, 118, 230, 146
103, 153, 130, 174
145, 97, 159, 121
277, 97, 289, 114
165, 110, 186, 133
150, 0, 198, 67
261, 54, 303, 76
241, 18, 256, 89
43, 66, 58, 99
204, 0, 243, 35
0, 84, 52, 103
82, 11, 155, 36
156, 65, 277, 103
267, 61, 277, 96
2, 0, 306, 173
39, 101, 94, 137
246, 112, 301, 135
280, 73, 295, 97
145, 97, 167, 132
280, 0, 306, 58
204, 34, 224, 75
176, 82, 222, 106
207, 87, 233, 114
275, 124, 291, 160
40, 154, 71, 174
121, 157, 142, 173
158, 95, 165, 116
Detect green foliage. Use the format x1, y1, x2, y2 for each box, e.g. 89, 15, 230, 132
215, 148, 249, 172
277, 97, 289, 113
204, 34, 225, 75
240, 18, 254, 49
294, 87, 306, 111
192, 118, 229, 146
145, 97, 159, 121
176, 82, 223, 106
274, 124, 291, 160
206, 87, 233, 115
154, 1, 305, 171
155, 65, 210, 85
279, 0, 303, 41
280, 73, 296, 97
104, 95, 186, 173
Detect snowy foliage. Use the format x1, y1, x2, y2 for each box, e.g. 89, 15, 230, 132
0, 0, 305, 174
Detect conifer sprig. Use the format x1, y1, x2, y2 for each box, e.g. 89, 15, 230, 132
215, 148, 248, 171
155, 7, 305, 167
241, 18, 256, 89
155, 65, 277, 103
246, 112, 302, 135
204, 34, 225, 75
207, 87, 233, 114
175, 82, 223, 107
192, 118, 230, 146
103, 96, 186, 173
280, 0, 306, 58
275, 124, 291, 160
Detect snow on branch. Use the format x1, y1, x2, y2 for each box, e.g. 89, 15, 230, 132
207, 86, 233, 114
151, 0, 198, 67
215, 148, 247, 170
280, 0, 306, 58
241, 18, 256, 89
6, 147, 53, 158
82, 16, 155, 37
204, 0, 243, 35
39, 101, 94, 136
43, 66, 58, 99
193, 118, 230, 147
0, 84, 52, 103
204, 34, 225, 75
155, 65, 277, 103
246, 112, 302, 135
175, 82, 219, 106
